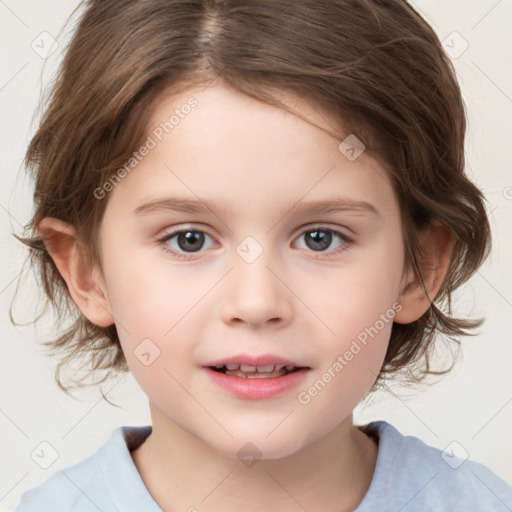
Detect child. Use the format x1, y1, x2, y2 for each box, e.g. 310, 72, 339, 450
13, 0, 512, 510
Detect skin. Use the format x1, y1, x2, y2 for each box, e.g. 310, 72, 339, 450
39, 81, 454, 511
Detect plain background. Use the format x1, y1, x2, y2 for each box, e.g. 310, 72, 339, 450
1, 1, 511, 510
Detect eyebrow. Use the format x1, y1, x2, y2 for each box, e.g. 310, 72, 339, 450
133, 196, 381, 218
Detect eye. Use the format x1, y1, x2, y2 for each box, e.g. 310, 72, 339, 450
293, 227, 352, 257
157, 225, 353, 261
157, 228, 215, 259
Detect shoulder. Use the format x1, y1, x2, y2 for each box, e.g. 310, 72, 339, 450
14, 437, 109, 512
356, 420, 512, 512
14, 425, 156, 512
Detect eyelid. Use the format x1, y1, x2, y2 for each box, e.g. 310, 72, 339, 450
292, 220, 358, 238
292, 222, 352, 237
158, 223, 215, 239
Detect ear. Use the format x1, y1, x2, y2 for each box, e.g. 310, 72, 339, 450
37, 217, 114, 327
394, 223, 455, 324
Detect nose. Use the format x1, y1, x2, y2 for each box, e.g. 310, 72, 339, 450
220, 243, 293, 329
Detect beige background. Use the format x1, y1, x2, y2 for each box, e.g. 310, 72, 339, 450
1, 1, 511, 510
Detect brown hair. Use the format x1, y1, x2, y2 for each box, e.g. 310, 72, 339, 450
13, 0, 491, 395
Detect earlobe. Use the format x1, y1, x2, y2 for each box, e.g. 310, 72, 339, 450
394, 224, 455, 324
37, 217, 115, 327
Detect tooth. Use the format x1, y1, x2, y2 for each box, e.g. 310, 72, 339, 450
224, 367, 289, 378
285, 365, 296, 371
240, 364, 256, 372
214, 365, 224, 369
225, 364, 240, 370
274, 365, 285, 371
256, 365, 275, 372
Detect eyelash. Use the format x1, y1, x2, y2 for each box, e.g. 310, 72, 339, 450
156, 226, 354, 261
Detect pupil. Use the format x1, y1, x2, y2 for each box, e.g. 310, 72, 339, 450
306, 230, 331, 251
178, 231, 204, 252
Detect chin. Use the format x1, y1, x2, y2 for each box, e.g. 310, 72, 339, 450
207, 428, 312, 463
199, 409, 340, 462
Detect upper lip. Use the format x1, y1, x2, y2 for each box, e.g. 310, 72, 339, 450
203, 354, 308, 368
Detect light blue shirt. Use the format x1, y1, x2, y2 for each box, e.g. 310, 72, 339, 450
14, 420, 512, 511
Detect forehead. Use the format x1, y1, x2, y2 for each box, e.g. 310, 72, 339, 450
105, 83, 398, 222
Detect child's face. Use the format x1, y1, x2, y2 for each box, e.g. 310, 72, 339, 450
97, 83, 407, 458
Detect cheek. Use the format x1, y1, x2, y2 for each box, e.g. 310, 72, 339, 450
101, 239, 212, 338
306, 244, 403, 346
296, 240, 403, 404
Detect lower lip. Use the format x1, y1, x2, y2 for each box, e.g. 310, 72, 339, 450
203, 367, 309, 400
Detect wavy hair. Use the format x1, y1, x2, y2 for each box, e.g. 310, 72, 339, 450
13, 0, 491, 395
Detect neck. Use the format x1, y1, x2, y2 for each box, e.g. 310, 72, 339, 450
131, 407, 378, 512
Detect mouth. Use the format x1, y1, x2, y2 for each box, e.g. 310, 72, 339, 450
208, 363, 303, 379
202, 355, 310, 399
